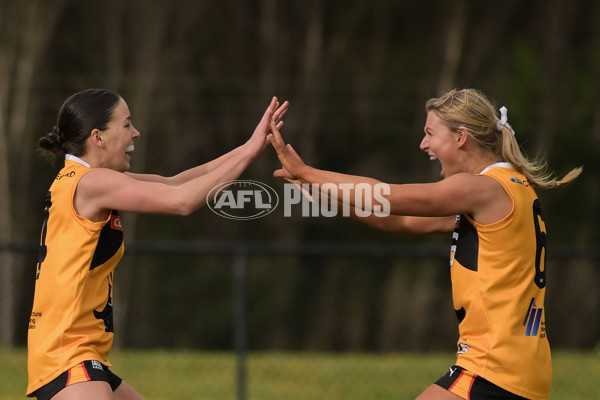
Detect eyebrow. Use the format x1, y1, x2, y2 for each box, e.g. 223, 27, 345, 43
122, 116, 131, 123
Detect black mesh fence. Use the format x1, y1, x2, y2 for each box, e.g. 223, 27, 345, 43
2, 242, 599, 399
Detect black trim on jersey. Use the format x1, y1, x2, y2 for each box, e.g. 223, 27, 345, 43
90, 211, 123, 270
36, 191, 52, 279
455, 306, 466, 323
532, 199, 547, 289
453, 215, 479, 271
94, 280, 114, 332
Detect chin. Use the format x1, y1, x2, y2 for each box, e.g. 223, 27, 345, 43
118, 163, 131, 173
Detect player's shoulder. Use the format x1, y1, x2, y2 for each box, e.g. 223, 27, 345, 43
438, 172, 502, 194
80, 167, 129, 182
77, 167, 134, 198
436, 172, 509, 216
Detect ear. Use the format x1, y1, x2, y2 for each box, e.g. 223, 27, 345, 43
455, 127, 468, 148
90, 129, 104, 148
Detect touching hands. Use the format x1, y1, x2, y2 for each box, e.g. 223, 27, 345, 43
248, 97, 289, 154
267, 118, 306, 182
248, 96, 307, 184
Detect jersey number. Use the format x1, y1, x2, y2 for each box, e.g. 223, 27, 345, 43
532, 199, 546, 289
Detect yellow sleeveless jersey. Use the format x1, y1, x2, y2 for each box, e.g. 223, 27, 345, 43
449, 163, 551, 400
27, 158, 124, 396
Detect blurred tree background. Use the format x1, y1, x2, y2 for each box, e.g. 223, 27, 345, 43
1, 0, 598, 354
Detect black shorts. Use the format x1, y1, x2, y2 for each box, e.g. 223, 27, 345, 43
34, 360, 122, 400
435, 365, 528, 400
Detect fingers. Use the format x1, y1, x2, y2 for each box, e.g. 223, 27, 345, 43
268, 120, 286, 151
273, 167, 295, 180
262, 96, 279, 123
269, 97, 279, 118
272, 101, 289, 123
286, 144, 300, 159
273, 168, 286, 178
259, 98, 288, 137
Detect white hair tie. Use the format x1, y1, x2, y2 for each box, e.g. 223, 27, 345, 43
495, 106, 515, 136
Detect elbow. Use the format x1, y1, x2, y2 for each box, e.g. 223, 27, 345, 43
175, 207, 194, 217
167, 185, 210, 216
373, 215, 422, 235
171, 197, 201, 216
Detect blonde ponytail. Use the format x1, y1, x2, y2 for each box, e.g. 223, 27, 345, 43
498, 120, 582, 188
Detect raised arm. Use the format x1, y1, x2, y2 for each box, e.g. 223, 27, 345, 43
75, 97, 287, 221
288, 175, 455, 234
268, 120, 510, 229
347, 207, 455, 235
126, 99, 289, 185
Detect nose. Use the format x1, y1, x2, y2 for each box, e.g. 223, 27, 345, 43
132, 126, 141, 139
419, 134, 428, 152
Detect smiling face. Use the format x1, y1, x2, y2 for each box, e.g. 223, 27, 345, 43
420, 110, 461, 179
96, 98, 140, 172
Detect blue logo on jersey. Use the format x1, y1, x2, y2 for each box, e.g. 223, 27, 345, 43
510, 177, 523, 184
523, 298, 543, 336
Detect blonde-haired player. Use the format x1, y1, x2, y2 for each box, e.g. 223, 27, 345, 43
268, 88, 581, 400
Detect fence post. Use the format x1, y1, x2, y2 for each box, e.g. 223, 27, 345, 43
233, 250, 247, 400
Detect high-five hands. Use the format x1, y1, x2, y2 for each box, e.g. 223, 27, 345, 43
268, 117, 307, 183
249, 97, 289, 154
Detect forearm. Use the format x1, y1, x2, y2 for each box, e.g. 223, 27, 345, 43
327, 193, 454, 234
86, 143, 259, 217
298, 165, 381, 187
171, 145, 245, 185
297, 165, 389, 214
174, 144, 257, 214
349, 209, 455, 234
295, 166, 461, 227
124, 145, 244, 185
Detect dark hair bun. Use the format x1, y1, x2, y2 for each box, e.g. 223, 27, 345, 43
38, 127, 63, 153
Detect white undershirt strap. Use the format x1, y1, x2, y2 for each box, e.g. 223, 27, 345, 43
65, 154, 91, 168
480, 162, 511, 174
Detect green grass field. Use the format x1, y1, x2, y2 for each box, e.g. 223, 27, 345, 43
3, 348, 598, 399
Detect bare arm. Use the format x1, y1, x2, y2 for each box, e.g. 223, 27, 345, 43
125, 100, 288, 185
124, 146, 245, 185
293, 179, 455, 234
269, 121, 511, 227
75, 97, 287, 221
291, 162, 509, 223
76, 149, 257, 218
349, 211, 455, 235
